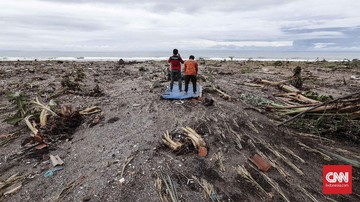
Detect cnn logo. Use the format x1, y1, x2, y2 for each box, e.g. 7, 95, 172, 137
325, 172, 349, 183
323, 165, 352, 194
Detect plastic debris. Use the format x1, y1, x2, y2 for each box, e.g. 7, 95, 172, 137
50, 155, 64, 167
44, 166, 64, 178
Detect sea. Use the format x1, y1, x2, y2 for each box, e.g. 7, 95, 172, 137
0, 50, 359, 62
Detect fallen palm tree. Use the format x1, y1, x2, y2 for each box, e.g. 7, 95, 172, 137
281, 103, 360, 115
275, 92, 320, 104
254, 78, 300, 93
278, 91, 360, 126
318, 148, 360, 168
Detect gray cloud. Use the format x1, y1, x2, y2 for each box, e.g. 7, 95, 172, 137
37, 0, 296, 13
292, 27, 360, 50
1, 0, 360, 51
2, 15, 108, 31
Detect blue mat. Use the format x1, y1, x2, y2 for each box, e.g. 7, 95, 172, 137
162, 84, 202, 100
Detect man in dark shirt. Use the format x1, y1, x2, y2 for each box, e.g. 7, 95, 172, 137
168, 49, 184, 92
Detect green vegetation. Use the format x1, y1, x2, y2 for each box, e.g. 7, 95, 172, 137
61, 68, 86, 91
240, 93, 275, 107
304, 91, 333, 102
240, 66, 254, 74
291, 114, 360, 144
273, 61, 283, 67
4, 92, 28, 125
342, 59, 360, 68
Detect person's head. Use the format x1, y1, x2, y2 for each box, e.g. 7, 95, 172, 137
173, 49, 178, 55
189, 55, 195, 60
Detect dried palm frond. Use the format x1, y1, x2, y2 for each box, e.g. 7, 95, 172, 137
0, 133, 17, 147
159, 172, 179, 202
119, 156, 135, 178
235, 165, 269, 198
271, 159, 291, 178
245, 120, 259, 134
162, 131, 183, 151
265, 144, 304, 175
246, 138, 290, 178
192, 176, 222, 202
53, 176, 85, 202
231, 130, 242, 150
182, 127, 207, 156
296, 133, 335, 143
0, 173, 27, 198
213, 151, 225, 172
298, 142, 332, 161
281, 146, 305, 163
297, 185, 319, 202
248, 163, 290, 202
154, 176, 167, 202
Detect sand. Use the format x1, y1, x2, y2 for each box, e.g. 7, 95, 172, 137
0, 59, 359, 201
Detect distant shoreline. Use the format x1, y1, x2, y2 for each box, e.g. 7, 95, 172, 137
0, 56, 357, 62
1, 50, 359, 62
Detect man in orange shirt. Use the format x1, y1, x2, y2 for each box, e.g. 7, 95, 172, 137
184, 55, 198, 94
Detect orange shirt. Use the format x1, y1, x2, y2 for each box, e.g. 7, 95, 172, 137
184, 59, 198, 75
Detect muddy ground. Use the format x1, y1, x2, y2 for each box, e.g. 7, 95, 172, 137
0, 59, 359, 202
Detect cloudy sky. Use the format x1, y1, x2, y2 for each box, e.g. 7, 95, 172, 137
0, 0, 360, 52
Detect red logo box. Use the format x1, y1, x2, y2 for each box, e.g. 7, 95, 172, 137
323, 165, 352, 194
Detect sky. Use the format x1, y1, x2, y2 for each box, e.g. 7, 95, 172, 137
0, 0, 360, 52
